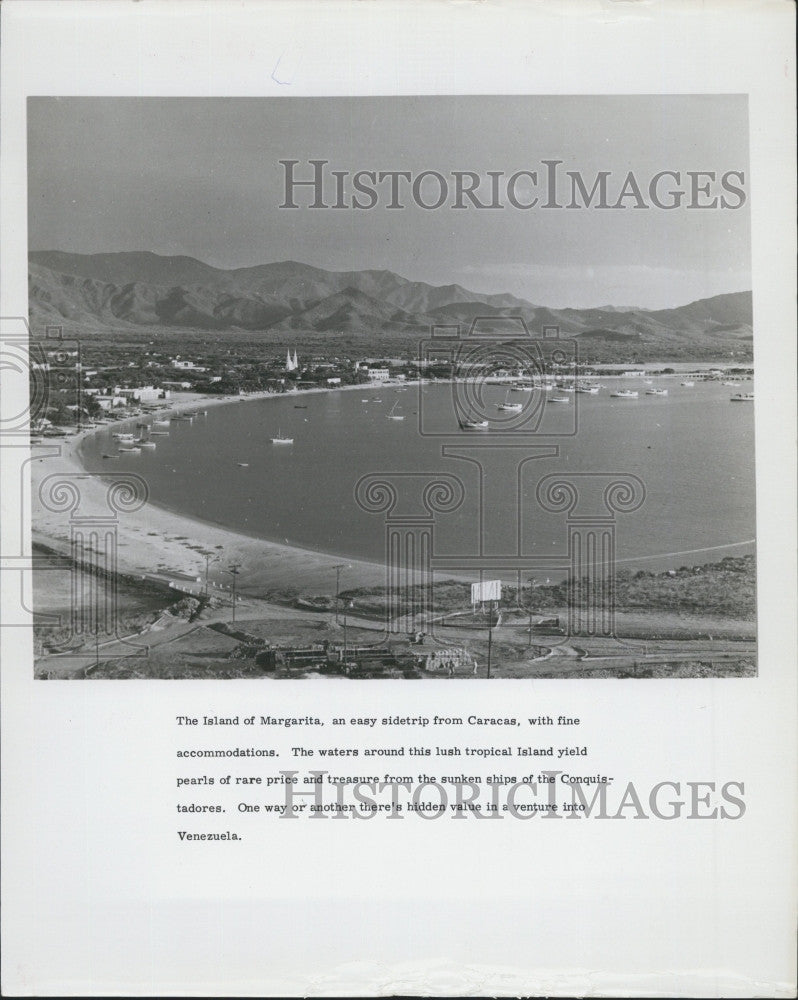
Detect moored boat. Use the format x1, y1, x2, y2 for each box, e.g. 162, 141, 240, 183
730, 393, 754, 402
610, 389, 639, 399
645, 388, 668, 396
496, 391, 523, 412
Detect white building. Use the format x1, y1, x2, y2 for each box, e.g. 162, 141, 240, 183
285, 349, 300, 372
115, 386, 164, 402
171, 359, 206, 371
94, 394, 126, 411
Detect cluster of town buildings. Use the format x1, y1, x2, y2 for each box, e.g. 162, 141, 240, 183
32, 333, 752, 425
32, 337, 425, 422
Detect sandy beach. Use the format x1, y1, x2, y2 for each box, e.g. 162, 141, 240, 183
30, 385, 393, 597
30, 371, 751, 603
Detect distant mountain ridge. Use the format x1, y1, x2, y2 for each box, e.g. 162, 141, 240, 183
28, 250, 753, 351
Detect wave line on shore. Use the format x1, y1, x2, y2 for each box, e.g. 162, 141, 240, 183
615, 539, 755, 564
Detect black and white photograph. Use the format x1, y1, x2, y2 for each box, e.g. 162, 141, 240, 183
27, 95, 756, 679
1, 3, 795, 998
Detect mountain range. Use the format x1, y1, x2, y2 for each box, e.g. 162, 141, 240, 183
28, 250, 753, 352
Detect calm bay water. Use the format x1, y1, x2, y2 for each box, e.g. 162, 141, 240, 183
80, 379, 756, 577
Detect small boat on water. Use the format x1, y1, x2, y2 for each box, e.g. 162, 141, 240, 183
118, 446, 141, 453
548, 396, 570, 404
460, 419, 489, 430
138, 440, 157, 449
610, 390, 639, 399
680, 381, 695, 387
496, 391, 523, 412
238, 462, 250, 467
730, 393, 754, 402
558, 386, 575, 393
153, 419, 171, 427
722, 381, 741, 387
388, 401, 405, 420
271, 430, 294, 444
541, 383, 554, 391
645, 388, 668, 396
149, 430, 169, 436
294, 405, 308, 409
112, 432, 135, 441
575, 383, 600, 394
102, 453, 120, 460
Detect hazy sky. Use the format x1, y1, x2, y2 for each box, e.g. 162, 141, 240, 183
27, 96, 751, 308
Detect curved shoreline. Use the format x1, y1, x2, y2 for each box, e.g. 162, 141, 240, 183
31, 385, 396, 595
31, 378, 756, 595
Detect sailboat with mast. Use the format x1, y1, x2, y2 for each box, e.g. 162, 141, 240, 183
496, 390, 523, 412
